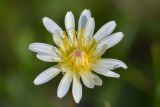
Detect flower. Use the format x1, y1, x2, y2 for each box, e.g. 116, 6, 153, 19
29, 9, 127, 103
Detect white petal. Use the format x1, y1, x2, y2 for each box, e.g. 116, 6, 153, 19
80, 72, 94, 88
57, 72, 73, 98
89, 73, 102, 86
65, 11, 75, 31
34, 66, 61, 85
92, 59, 127, 77
36, 53, 61, 62
42, 17, 62, 34
52, 31, 65, 50
29, 43, 58, 54
95, 32, 124, 56
78, 9, 91, 30
93, 21, 116, 42
78, 9, 91, 38
72, 73, 82, 103
65, 11, 75, 42
83, 18, 95, 40
93, 67, 120, 78
93, 59, 127, 70
93, 44, 108, 57
100, 32, 124, 49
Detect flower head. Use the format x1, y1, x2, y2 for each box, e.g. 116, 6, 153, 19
29, 9, 127, 103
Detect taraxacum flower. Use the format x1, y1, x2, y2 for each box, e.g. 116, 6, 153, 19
29, 9, 127, 103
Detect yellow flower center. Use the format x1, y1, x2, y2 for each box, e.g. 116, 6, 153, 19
66, 50, 90, 73
56, 30, 100, 74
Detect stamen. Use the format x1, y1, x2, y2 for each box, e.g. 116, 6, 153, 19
71, 30, 78, 48
61, 31, 71, 52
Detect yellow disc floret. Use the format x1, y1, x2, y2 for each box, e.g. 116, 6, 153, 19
57, 30, 100, 74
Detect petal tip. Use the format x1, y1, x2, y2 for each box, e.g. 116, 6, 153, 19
117, 75, 120, 78
83, 9, 90, 12
82, 9, 91, 16
74, 98, 81, 103
42, 17, 49, 22
66, 11, 73, 15
28, 43, 36, 52
57, 93, 63, 98
115, 32, 124, 41
111, 73, 120, 78
119, 60, 127, 69
33, 79, 40, 85
98, 80, 103, 86
57, 88, 66, 98
111, 20, 116, 23
119, 32, 124, 36
28, 44, 32, 51
113, 73, 120, 78
57, 87, 64, 98
90, 17, 94, 21
123, 64, 128, 69
109, 21, 116, 26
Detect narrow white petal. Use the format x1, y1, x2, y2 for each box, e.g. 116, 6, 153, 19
99, 32, 124, 49
72, 73, 82, 103
95, 32, 124, 56
78, 9, 91, 38
29, 43, 58, 54
78, 9, 91, 30
93, 66, 120, 78
34, 66, 61, 85
36, 53, 61, 62
81, 72, 94, 88
89, 73, 102, 86
42, 17, 62, 34
65, 11, 75, 42
52, 32, 65, 50
93, 21, 116, 42
83, 18, 95, 40
65, 11, 75, 31
93, 59, 127, 70
93, 44, 108, 57
92, 58, 126, 78
57, 72, 73, 98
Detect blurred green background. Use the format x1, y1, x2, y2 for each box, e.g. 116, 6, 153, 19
0, 0, 160, 107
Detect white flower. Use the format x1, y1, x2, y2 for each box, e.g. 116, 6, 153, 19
29, 9, 127, 103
